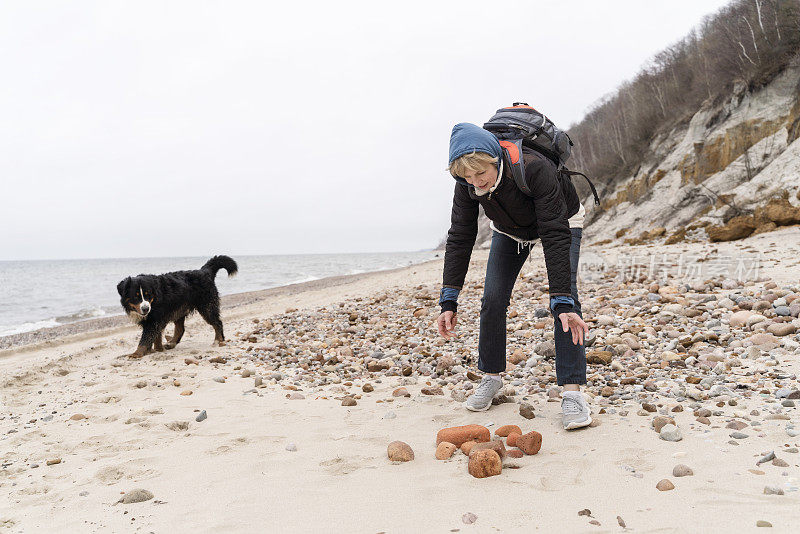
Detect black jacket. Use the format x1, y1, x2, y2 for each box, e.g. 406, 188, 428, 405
443, 147, 577, 304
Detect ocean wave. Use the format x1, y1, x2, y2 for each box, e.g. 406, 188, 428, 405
287, 275, 321, 285
55, 307, 108, 323
0, 318, 61, 337
0, 307, 118, 337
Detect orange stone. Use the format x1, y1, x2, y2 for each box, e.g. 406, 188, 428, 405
495, 425, 522, 437
469, 440, 506, 459
387, 441, 414, 462
436, 424, 490, 447
506, 449, 524, 459
435, 442, 457, 460
461, 441, 477, 456
506, 432, 521, 447
517, 431, 542, 455
468, 449, 502, 478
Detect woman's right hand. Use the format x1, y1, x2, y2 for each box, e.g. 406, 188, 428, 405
437, 311, 458, 339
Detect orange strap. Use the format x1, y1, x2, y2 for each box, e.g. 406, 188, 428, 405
498, 140, 520, 164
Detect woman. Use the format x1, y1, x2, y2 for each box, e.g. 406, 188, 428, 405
437, 122, 591, 430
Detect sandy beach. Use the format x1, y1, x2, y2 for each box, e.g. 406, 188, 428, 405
2, 228, 800, 533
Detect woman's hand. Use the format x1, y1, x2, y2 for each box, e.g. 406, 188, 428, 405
437, 311, 458, 339
558, 312, 589, 345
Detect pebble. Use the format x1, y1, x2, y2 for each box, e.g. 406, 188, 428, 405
656, 479, 675, 491
516, 431, 542, 455
195, 410, 207, 422
341, 397, 357, 406
362, 383, 374, 393
46, 458, 61, 466
437, 425, 490, 447
382, 411, 396, 419
756, 520, 773, 527
387, 441, 414, 462
652, 416, 675, 433
435, 442, 457, 460
726, 420, 748, 430
730, 431, 749, 439
462, 513, 477, 525
763, 485, 784, 495
757, 451, 776, 465
460, 441, 477, 456
285, 442, 297, 452
119, 489, 154, 504
519, 402, 535, 419
469, 440, 507, 459
495, 425, 521, 437
767, 323, 796, 336
672, 464, 694, 477
659, 424, 682, 442
213, 377, 226, 383
468, 449, 502, 478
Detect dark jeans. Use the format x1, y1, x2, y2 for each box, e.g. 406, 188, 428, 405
478, 229, 586, 385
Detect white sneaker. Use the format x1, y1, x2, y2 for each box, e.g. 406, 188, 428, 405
561, 391, 592, 429
464, 375, 503, 412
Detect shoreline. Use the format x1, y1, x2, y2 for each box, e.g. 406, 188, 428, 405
4, 224, 798, 354
0, 258, 443, 354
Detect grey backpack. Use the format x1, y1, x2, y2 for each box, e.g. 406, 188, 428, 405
484, 103, 600, 205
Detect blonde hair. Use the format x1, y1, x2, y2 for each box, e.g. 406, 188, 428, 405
448, 151, 498, 178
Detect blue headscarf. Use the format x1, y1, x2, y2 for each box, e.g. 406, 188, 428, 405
448, 123, 502, 184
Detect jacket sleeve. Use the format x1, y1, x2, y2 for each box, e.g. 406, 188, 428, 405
525, 154, 574, 303
442, 182, 479, 303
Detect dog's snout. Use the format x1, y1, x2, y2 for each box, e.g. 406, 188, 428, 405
141, 303, 150, 313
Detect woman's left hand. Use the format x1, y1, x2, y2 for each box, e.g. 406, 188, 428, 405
558, 312, 589, 345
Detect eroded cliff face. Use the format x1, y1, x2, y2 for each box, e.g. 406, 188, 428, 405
585, 58, 800, 245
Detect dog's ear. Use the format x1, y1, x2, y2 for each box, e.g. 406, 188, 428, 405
117, 277, 130, 297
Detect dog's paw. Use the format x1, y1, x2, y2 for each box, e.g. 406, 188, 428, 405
126, 347, 148, 359
164, 342, 176, 350
212, 340, 227, 347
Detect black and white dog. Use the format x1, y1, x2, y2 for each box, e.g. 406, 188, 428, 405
117, 255, 238, 358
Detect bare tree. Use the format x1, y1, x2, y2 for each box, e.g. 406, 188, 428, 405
563, 0, 800, 206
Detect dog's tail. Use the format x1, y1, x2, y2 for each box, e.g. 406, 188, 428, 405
201, 255, 238, 278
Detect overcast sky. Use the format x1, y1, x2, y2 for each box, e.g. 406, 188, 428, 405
0, 0, 733, 261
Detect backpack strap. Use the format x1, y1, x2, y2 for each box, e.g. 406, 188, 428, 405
498, 139, 531, 196
560, 168, 601, 206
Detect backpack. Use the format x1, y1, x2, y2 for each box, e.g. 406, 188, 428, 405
483, 103, 601, 206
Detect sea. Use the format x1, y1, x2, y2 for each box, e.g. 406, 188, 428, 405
0, 251, 439, 337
